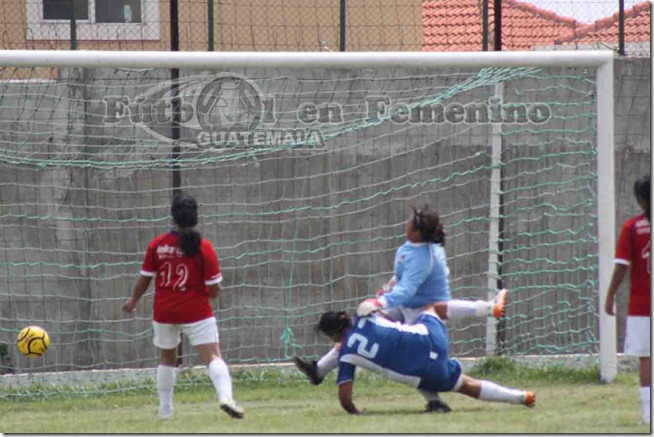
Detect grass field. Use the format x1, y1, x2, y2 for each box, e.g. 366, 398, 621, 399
1, 359, 650, 434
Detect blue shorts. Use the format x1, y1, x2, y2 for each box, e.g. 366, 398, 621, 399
415, 313, 462, 393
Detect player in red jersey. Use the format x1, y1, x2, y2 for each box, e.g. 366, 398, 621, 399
122, 194, 244, 419
605, 175, 650, 425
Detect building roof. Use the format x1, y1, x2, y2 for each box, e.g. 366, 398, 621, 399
422, 0, 581, 51
422, 0, 650, 52
553, 1, 650, 46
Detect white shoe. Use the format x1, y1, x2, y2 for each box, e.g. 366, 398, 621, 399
220, 398, 245, 419
157, 410, 173, 420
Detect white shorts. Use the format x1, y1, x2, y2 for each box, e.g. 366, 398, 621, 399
625, 316, 651, 357
152, 316, 220, 350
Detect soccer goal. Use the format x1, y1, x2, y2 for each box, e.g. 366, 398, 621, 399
0, 50, 617, 397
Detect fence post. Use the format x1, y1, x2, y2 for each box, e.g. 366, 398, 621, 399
169, 0, 183, 367
482, 0, 489, 51
618, 0, 625, 55
170, 0, 181, 196
493, 0, 501, 51
339, 0, 346, 51
208, 0, 214, 51
70, 0, 77, 50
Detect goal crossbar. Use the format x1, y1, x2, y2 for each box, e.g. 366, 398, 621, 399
0, 49, 614, 69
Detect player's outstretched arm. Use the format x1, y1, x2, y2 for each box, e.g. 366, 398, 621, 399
122, 275, 152, 313
338, 381, 362, 414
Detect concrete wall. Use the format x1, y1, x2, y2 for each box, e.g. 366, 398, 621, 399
0, 58, 649, 373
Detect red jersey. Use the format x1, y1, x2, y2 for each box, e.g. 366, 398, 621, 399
141, 231, 223, 324
615, 214, 651, 316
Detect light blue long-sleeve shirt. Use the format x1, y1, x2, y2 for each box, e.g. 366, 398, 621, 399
381, 241, 451, 309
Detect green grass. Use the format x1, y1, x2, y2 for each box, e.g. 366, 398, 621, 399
1, 359, 650, 433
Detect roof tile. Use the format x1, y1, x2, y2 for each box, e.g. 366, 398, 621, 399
422, 0, 649, 51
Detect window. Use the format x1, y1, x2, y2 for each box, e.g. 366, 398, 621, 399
43, 0, 88, 20
27, 0, 160, 41
95, 0, 142, 24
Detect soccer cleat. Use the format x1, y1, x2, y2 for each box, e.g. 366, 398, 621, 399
220, 399, 245, 419
492, 288, 508, 319
293, 356, 324, 385
523, 391, 536, 407
425, 398, 452, 413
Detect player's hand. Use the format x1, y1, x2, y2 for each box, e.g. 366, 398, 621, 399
357, 298, 383, 317
375, 280, 395, 297
604, 294, 615, 316
122, 298, 137, 314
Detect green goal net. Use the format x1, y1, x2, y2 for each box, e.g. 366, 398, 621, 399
0, 51, 615, 397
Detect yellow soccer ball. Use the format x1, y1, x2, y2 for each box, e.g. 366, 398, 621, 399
17, 326, 50, 358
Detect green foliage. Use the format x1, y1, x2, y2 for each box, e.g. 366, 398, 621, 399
468, 356, 601, 384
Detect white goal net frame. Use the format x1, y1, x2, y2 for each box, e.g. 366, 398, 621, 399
0, 49, 617, 385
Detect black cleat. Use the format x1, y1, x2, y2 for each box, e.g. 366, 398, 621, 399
425, 398, 452, 413
293, 356, 324, 385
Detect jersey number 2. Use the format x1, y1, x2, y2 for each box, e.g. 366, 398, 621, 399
347, 321, 380, 359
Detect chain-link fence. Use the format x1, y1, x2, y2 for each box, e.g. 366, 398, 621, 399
0, 1, 649, 55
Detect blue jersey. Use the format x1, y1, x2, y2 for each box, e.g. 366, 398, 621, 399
337, 313, 461, 393
382, 241, 451, 309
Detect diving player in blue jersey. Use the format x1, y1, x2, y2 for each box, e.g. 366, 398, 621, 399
317, 308, 535, 415
294, 204, 507, 412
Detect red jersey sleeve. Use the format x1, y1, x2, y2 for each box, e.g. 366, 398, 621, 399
615, 219, 634, 266
201, 240, 223, 286
140, 239, 158, 277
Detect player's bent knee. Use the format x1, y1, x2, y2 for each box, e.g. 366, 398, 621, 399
452, 374, 464, 392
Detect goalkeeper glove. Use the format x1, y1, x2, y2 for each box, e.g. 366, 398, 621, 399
375, 277, 397, 297
357, 298, 386, 317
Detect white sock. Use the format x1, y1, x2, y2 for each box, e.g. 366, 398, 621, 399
418, 389, 442, 402
316, 346, 340, 379
157, 365, 177, 414
208, 359, 233, 403
446, 300, 491, 319
478, 380, 525, 404
640, 386, 650, 423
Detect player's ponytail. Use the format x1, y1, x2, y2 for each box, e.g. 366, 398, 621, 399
635, 175, 650, 222
317, 311, 351, 338
411, 204, 446, 246
171, 194, 202, 257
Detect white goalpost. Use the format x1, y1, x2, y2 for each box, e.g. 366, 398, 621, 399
0, 50, 617, 395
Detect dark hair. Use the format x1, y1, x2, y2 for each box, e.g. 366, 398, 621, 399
635, 175, 650, 222
317, 311, 351, 338
411, 204, 445, 245
171, 194, 201, 256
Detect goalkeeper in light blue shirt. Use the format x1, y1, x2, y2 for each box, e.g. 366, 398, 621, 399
293, 204, 507, 412
358, 204, 507, 324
